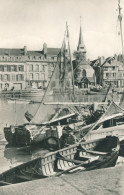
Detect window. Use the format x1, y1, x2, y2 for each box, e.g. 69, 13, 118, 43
42, 65, 45, 72
4, 74, 10, 81
41, 73, 45, 80
30, 73, 33, 80
35, 64, 39, 72
0, 65, 4, 71
112, 73, 116, 77
17, 74, 21, 81
7, 65, 11, 72
11, 74, 16, 81
16, 74, 24, 81
11, 65, 17, 71
29, 64, 33, 72
35, 73, 39, 80
39, 56, 43, 60
0, 75, 2, 81
104, 67, 108, 71
18, 65, 24, 71
106, 73, 109, 78
4, 65, 7, 71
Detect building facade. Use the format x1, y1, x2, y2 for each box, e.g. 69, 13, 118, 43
91, 55, 124, 88
0, 44, 60, 91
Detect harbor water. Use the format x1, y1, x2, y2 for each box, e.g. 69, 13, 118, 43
0, 93, 124, 174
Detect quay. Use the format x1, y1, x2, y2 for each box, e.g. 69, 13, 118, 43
0, 166, 124, 195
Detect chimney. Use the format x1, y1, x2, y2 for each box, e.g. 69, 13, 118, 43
43, 43, 47, 57
24, 46, 27, 55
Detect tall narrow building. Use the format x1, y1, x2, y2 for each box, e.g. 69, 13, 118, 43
73, 19, 95, 88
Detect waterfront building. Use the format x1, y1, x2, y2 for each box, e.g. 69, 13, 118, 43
91, 55, 124, 88
0, 44, 60, 91
73, 22, 95, 89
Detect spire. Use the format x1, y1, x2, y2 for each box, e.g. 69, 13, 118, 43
77, 16, 86, 53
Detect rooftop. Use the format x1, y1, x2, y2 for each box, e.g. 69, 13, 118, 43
0, 47, 60, 56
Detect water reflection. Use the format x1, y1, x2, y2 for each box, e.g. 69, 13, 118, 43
4, 145, 48, 166
2, 144, 48, 174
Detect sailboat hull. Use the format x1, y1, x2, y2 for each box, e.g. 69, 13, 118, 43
4, 126, 46, 147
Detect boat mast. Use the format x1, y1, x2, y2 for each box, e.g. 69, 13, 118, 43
66, 22, 75, 100
118, 0, 124, 62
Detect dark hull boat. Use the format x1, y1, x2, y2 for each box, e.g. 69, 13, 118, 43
4, 113, 84, 147
0, 136, 120, 186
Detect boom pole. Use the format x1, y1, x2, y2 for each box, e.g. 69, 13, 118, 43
118, 0, 124, 62
66, 22, 75, 100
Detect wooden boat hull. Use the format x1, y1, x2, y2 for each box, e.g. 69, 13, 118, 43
4, 125, 45, 147
0, 136, 120, 186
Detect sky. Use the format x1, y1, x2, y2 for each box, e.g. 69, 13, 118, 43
0, 0, 124, 60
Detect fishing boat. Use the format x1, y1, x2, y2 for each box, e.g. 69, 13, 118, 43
0, 136, 120, 186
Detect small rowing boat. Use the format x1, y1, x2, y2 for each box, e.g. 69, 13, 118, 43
0, 136, 119, 186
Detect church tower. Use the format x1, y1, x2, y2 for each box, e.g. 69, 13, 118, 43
73, 17, 95, 87
75, 17, 87, 63
77, 18, 86, 53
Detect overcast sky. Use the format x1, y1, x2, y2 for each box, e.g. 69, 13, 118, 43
0, 0, 124, 60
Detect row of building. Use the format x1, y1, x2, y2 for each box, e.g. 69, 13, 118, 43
0, 23, 123, 91
0, 44, 59, 90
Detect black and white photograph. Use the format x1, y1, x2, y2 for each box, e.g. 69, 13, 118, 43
0, 0, 124, 194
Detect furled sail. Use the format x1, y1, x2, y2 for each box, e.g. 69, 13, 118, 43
30, 23, 77, 124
